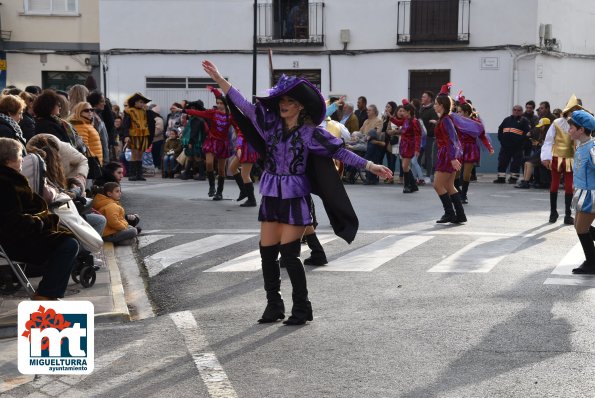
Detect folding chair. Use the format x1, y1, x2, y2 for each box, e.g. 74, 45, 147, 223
0, 244, 35, 297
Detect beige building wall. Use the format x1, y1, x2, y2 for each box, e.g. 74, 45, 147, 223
1, 0, 99, 89
1, 0, 99, 43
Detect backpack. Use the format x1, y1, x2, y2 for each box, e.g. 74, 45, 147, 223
20, 153, 46, 195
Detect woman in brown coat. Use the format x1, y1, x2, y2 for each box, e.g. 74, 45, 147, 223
0, 137, 78, 300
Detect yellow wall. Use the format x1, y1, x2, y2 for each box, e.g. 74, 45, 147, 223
2, 0, 99, 43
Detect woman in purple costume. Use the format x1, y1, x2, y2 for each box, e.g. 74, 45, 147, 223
202, 60, 392, 325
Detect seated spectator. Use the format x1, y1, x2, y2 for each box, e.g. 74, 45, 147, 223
0, 95, 27, 147
18, 91, 36, 142
516, 118, 551, 189
360, 105, 384, 184
91, 161, 124, 195
69, 102, 104, 165
26, 134, 106, 237
0, 137, 78, 300
162, 130, 182, 178
33, 89, 72, 144
92, 182, 139, 245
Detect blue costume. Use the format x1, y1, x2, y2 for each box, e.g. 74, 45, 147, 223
572, 138, 595, 213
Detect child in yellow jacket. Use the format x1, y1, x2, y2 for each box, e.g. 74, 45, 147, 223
92, 182, 138, 245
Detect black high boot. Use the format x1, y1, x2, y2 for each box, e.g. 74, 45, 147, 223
572, 233, 595, 274
280, 239, 313, 325
403, 171, 413, 193
590, 226, 595, 241
461, 181, 470, 204
258, 243, 285, 323
233, 173, 247, 201
450, 192, 467, 223
213, 176, 225, 201
240, 182, 257, 207
454, 175, 462, 193
408, 170, 418, 192
303, 233, 328, 266
436, 193, 457, 223
207, 171, 216, 197
564, 193, 574, 225
193, 160, 206, 180
128, 161, 139, 181
135, 161, 146, 181
181, 160, 192, 180
549, 192, 559, 223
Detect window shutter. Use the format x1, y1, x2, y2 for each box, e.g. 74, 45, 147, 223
27, 0, 51, 12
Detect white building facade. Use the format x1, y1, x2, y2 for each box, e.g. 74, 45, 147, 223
100, 0, 595, 171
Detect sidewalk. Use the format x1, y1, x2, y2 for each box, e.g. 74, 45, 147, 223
0, 242, 131, 339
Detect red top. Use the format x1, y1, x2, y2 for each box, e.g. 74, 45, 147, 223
184, 109, 239, 141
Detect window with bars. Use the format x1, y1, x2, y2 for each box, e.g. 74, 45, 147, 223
24, 0, 79, 15
146, 77, 219, 89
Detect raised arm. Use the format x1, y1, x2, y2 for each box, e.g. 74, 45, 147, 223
202, 60, 231, 95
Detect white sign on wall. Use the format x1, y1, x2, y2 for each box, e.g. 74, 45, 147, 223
480, 57, 499, 70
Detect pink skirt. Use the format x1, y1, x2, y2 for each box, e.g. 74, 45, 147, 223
399, 137, 416, 159
435, 147, 459, 173
202, 137, 230, 158
238, 140, 259, 163
462, 142, 480, 163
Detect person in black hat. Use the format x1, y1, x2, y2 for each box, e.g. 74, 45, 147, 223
202, 60, 391, 325
122, 93, 155, 181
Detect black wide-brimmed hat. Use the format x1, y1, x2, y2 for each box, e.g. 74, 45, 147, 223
127, 92, 151, 107
256, 75, 326, 125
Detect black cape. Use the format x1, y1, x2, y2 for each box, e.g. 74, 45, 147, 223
227, 99, 359, 244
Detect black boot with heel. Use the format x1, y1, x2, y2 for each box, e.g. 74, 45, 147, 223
279, 239, 313, 325
564, 193, 574, 225
573, 233, 595, 274
303, 233, 328, 266
436, 193, 457, 223
549, 191, 559, 223
258, 243, 285, 323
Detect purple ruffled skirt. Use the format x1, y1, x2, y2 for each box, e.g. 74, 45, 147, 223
258, 195, 314, 226
435, 147, 459, 173
202, 137, 230, 158
462, 142, 480, 163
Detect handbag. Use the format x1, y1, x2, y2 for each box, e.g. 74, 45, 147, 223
176, 151, 188, 166
87, 154, 103, 180
52, 200, 104, 252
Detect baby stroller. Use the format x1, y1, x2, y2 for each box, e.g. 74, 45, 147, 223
70, 251, 97, 288
0, 244, 35, 296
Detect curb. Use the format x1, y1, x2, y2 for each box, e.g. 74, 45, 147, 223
96, 242, 131, 324
0, 243, 131, 339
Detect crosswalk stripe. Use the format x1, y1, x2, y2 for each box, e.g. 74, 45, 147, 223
314, 235, 433, 272
544, 277, 595, 287
427, 236, 525, 273
145, 234, 255, 277
543, 242, 595, 286
204, 235, 337, 272
549, 242, 583, 275
138, 234, 174, 249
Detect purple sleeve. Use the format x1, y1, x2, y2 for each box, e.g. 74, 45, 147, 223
443, 117, 463, 159
309, 127, 367, 169
226, 87, 266, 140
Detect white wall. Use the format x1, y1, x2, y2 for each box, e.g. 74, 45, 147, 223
534, 55, 595, 112
537, 0, 595, 54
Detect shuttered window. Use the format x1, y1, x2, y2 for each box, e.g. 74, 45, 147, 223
24, 0, 78, 15
410, 0, 458, 42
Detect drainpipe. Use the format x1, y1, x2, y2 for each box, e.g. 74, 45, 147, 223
509, 47, 537, 109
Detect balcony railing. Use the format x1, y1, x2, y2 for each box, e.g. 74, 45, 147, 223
397, 0, 470, 45
257, 2, 324, 46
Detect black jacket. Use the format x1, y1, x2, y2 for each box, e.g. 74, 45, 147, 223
0, 117, 26, 148
228, 99, 359, 244
35, 116, 71, 144
419, 104, 438, 138
498, 115, 530, 147
19, 112, 36, 141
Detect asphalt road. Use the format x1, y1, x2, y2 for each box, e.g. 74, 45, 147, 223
6, 174, 595, 398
